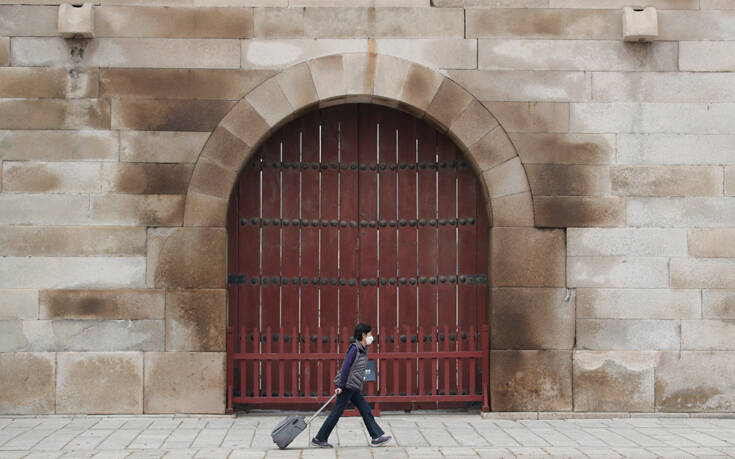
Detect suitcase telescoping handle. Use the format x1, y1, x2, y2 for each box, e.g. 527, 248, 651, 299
305, 393, 338, 424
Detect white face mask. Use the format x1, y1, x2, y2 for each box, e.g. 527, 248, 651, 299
365, 335, 374, 345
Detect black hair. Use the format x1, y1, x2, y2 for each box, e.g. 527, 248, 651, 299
353, 323, 372, 342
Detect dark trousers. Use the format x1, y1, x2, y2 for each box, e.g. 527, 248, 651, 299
314, 388, 385, 441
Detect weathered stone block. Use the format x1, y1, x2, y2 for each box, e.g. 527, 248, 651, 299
535, 196, 625, 228
199, 127, 251, 172
307, 54, 345, 102
0, 226, 146, 257
688, 229, 735, 258
0, 37, 8, 66
254, 7, 304, 38
482, 102, 568, 133
680, 41, 735, 72
449, 70, 586, 102
573, 351, 655, 412
12, 37, 241, 69
276, 62, 318, 113
576, 319, 680, 350
0, 194, 89, 226
375, 8, 463, 38
0, 257, 146, 289
611, 166, 722, 197
98, 0, 286, 4
111, 99, 234, 131
242, 38, 366, 69
189, 158, 238, 199
483, 157, 530, 199
0, 320, 156, 352
672, 258, 735, 289
4, 161, 190, 195
628, 198, 735, 228
52, 320, 164, 352
294, 0, 428, 5
95, 6, 253, 38
491, 350, 572, 411
491, 288, 574, 350
57, 352, 143, 414
398, 63, 442, 113
184, 192, 229, 227
571, 103, 735, 134
40, 289, 164, 320
146, 227, 175, 288
467, 127, 516, 173
550, 0, 699, 8
568, 228, 687, 257
425, 78, 473, 132
726, 167, 735, 196
449, 100, 499, 150
576, 288, 700, 319
3, 161, 101, 193
0, 290, 38, 320
0, 130, 118, 161
0, 67, 98, 98
491, 227, 565, 288
154, 228, 227, 289
703, 290, 735, 319
526, 164, 610, 196
102, 163, 194, 195
0, 99, 110, 130
656, 351, 735, 412
568, 257, 669, 288
618, 134, 735, 165
120, 131, 208, 163
166, 290, 226, 351
373, 54, 410, 104
101, 68, 273, 100
90, 194, 185, 226
491, 192, 535, 227
511, 133, 615, 165
0, 353, 55, 414
682, 320, 735, 350
702, 0, 735, 8
220, 99, 271, 147
245, 77, 294, 127
467, 8, 620, 39
376, 39, 476, 70
479, 39, 676, 71
144, 352, 226, 413
303, 7, 373, 37
593, 72, 735, 103
0, 5, 56, 37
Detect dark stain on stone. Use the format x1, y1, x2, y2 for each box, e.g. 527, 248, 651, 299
114, 163, 193, 195
492, 351, 571, 411
534, 197, 625, 229
115, 99, 235, 131
168, 291, 225, 351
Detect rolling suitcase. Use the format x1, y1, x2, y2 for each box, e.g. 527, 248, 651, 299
271, 393, 337, 449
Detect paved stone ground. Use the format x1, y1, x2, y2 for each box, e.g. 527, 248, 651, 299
1, 414, 735, 458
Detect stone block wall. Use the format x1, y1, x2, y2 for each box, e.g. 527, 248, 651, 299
1, 0, 734, 414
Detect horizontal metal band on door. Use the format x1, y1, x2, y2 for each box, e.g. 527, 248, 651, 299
227, 274, 488, 285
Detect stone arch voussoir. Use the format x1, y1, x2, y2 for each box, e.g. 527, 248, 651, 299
183, 52, 534, 230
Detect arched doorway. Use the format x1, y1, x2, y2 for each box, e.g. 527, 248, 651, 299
226, 104, 489, 411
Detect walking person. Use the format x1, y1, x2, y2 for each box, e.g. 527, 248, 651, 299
311, 323, 392, 448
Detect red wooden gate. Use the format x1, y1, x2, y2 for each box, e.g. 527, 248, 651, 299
226, 104, 489, 412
